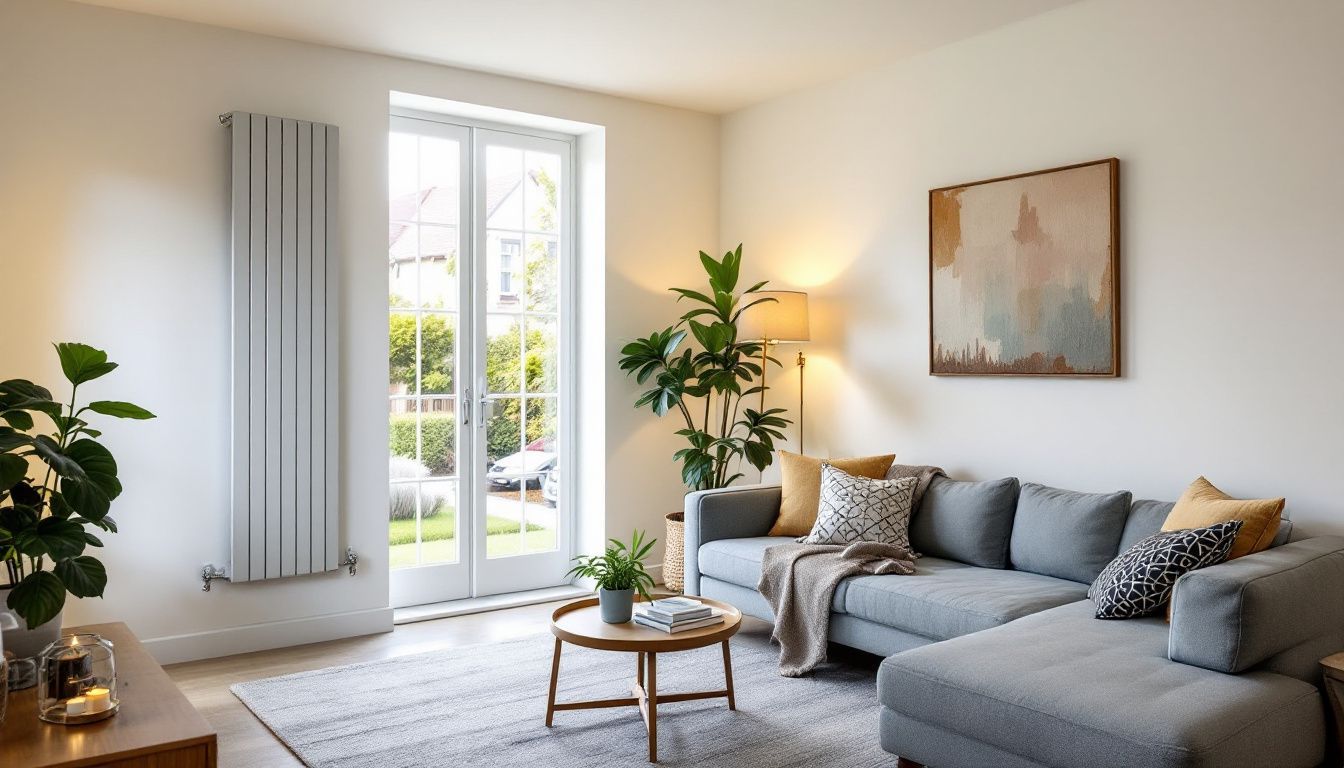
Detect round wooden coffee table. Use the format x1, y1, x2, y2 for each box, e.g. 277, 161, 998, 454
545, 595, 742, 763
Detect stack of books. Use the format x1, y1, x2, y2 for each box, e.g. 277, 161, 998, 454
633, 597, 725, 633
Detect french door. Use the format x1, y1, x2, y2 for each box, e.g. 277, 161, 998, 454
388, 114, 573, 609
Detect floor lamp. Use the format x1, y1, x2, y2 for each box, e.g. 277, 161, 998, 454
737, 290, 810, 453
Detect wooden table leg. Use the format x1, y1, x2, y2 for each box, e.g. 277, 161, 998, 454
721, 640, 735, 711
545, 638, 563, 727
1325, 667, 1344, 759
637, 651, 645, 687
647, 651, 658, 763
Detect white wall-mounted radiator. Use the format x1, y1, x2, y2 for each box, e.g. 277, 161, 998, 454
218, 110, 346, 587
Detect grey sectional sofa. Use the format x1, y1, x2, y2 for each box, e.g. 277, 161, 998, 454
683, 477, 1344, 768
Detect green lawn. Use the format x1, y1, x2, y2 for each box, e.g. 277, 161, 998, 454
389, 513, 553, 568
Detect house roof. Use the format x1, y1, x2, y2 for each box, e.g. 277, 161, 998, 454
388, 167, 523, 262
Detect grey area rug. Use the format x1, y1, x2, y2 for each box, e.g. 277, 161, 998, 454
232, 623, 890, 767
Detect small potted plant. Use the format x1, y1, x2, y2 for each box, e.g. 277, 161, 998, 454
566, 530, 656, 623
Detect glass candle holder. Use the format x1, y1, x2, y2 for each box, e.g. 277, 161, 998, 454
37, 633, 119, 725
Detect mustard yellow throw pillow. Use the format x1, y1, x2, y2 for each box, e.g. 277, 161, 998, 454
769, 451, 896, 537
1162, 476, 1284, 560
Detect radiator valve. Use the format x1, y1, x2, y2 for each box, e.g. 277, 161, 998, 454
201, 564, 229, 592
341, 547, 359, 576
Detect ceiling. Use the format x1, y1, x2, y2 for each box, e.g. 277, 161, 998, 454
75, 0, 1077, 113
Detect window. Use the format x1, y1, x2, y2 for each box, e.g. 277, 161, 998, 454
499, 238, 520, 297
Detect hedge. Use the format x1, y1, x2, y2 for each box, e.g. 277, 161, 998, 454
389, 412, 457, 476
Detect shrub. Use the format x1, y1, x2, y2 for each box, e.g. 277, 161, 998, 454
389, 412, 457, 476
388, 456, 442, 521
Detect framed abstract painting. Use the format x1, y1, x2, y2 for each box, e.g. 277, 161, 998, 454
929, 158, 1119, 376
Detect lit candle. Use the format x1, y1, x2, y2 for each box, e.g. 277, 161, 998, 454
65, 696, 88, 716
83, 686, 112, 713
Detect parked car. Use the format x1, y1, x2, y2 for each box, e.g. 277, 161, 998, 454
487, 441, 556, 490
542, 466, 559, 507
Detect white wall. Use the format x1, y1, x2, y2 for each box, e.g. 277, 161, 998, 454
721, 0, 1344, 533
0, 0, 716, 660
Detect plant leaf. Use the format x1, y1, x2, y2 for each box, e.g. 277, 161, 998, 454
31, 435, 86, 479
15, 516, 87, 559
0, 453, 26, 490
0, 503, 40, 536
55, 343, 118, 385
10, 481, 40, 506
0, 379, 53, 405
54, 555, 108, 598
1, 410, 33, 430
7, 570, 66, 628
0, 428, 33, 451
87, 401, 156, 420
60, 439, 121, 520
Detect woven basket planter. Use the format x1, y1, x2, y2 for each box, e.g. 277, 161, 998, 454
662, 511, 685, 593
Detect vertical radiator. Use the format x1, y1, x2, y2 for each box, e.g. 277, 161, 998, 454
223, 111, 343, 584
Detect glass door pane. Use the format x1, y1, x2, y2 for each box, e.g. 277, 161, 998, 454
471, 127, 571, 596
388, 117, 472, 609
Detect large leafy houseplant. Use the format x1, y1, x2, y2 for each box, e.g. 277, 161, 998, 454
619, 246, 790, 490
1, 344, 155, 628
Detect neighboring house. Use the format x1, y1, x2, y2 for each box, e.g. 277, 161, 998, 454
388, 162, 540, 315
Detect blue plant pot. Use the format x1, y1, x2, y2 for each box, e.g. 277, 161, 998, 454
598, 588, 635, 623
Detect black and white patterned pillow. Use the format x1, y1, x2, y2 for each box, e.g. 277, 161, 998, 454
800, 465, 918, 549
1088, 520, 1244, 619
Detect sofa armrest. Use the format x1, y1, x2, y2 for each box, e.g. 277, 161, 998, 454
682, 484, 782, 595
1169, 535, 1344, 675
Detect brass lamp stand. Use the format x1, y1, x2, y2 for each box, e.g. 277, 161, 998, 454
740, 290, 810, 453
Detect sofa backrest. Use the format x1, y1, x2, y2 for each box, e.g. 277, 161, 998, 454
912, 479, 1295, 581
909, 476, 1019, 569
1009, 483, 1132, 584
1120, 499, 1294, 553
1117, 499, 1174, 551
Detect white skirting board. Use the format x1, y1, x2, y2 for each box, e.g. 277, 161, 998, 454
142, 607, 393, 666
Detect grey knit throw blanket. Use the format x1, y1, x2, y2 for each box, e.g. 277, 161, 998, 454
757, 464, 944, 677
758, 541, 916, 676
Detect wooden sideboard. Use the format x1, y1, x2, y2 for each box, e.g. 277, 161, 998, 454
0, 622, 217, 768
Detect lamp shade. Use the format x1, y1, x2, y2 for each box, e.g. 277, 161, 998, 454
737, 290, 810, 343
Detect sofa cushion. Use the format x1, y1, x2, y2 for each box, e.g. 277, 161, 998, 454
697, 536, 848, 610
770, 451, 894, 537
1010, 483, 1132, 584
1123, 497, 1295, 551
1163, 476, 1284, 560
879, 601, 1325, 768
909, 476, 1019, 568
1118, 498, 1174, 551
802, 467, 917, 547
841, 557, 1087, 641
1088, 521, 1242, 619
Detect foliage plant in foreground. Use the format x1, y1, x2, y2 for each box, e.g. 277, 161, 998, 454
1, 344, 155, 627
566, 530, 657, 601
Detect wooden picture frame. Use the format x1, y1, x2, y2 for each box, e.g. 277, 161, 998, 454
929, 158, 1120, 377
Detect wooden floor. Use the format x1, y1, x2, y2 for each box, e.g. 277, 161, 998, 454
164, 600, 565, 768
